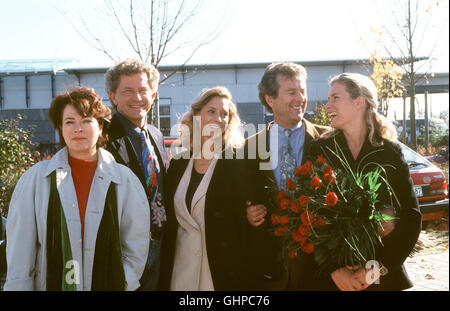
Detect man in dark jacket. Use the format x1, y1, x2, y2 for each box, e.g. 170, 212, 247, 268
245, 62, 329, 290
105, 59, 169, 290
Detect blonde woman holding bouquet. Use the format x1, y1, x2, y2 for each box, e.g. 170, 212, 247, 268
304, 73, 421, 291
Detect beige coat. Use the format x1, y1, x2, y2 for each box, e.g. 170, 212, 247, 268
170, 158, 218, 291
4, 147, 150, 291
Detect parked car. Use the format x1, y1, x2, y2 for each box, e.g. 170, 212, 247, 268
164, 137, 184, 160
399, 143, 449, 221
425, 146, 449, 164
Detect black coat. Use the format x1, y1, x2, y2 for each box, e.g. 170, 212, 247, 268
244, 120, 330, 290
158, 152, 258, 290
105, 114, 168, 208
304, 131, 422, 290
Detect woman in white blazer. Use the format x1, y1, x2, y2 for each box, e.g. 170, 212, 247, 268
159, 87, 261, 291
4, 87, 150, 291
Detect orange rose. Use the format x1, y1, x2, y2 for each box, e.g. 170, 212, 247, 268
278, 190, 289, 202
298, 224, 311, 236
271, 214, 279, 225
279, 198, 290, 210
324, 165, 333, 174
310, 176, 322, 190
286, 178, 297, 190
316, 154, 327, 166
278, 215, 289, 225
274, 225, 288, 236
300, 210, 315, 225
295, 161, 313, 176
314, 218, 326, 226
292, 230, 307, 246
325, 192, 338, 207
302, 242, 314, 254
298, 194, 311, 208
290, 201, 302, 213
324, 172, 336, 184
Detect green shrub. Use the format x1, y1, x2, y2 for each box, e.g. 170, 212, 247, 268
0, 115, 35, 217
310, 98, 330, 126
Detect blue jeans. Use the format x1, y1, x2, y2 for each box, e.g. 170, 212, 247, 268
137, 238, 162, 291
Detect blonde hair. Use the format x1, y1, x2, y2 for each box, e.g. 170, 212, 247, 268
179, 86, 244, 150
327, 73, 397, 146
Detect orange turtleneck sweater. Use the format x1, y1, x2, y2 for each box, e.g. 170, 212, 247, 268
68, 155, 98, 238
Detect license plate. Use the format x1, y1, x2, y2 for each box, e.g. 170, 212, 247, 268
414, 186, 423, 197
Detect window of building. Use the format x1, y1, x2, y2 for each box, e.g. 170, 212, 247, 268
159, 98, 171, 136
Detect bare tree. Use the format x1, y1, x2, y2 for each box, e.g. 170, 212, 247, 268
369, 0, 448, 149
65, 0, 232, 82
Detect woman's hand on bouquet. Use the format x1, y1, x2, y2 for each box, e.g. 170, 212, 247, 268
331, 266, 366, 291
378, 206, 396, 238
246, 201, 267, 227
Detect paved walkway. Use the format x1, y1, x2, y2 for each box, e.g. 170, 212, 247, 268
404, 250, 449, 291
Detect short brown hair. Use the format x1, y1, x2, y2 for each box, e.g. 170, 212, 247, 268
258, 62, 307, 113
48, 87, 111, 147
105, 58, 160, 96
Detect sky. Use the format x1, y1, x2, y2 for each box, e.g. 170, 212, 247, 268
0, 0, 449, 73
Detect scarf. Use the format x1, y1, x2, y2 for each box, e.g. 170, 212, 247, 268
46, 170, 126, 290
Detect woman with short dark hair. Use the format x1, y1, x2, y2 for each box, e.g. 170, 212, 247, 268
4, 87, 150, 291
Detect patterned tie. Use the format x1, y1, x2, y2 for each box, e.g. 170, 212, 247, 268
280, 129, 296, 190
139, 129, 166, 229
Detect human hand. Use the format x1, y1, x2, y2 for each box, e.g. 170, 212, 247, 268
330, 266, 365, 291
378, 207, 396, 238
352, 265, 380, 290
246, 201, 267, 227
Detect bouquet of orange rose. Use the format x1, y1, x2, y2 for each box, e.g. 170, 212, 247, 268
271, 148, 399, 275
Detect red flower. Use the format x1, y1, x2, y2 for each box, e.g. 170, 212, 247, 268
286, 178, 297, 190
271, 214, 279, 225
316, 155, 327, 166
290, 201, 302, 213
298, 223, 311, 236
310, 176, 322, 190
314, 218, 326, 226
279, 198, 290, 210
288, 249, 297, 259
324, 172, 336, 185
302, 242, 314, 254
274, 225, 288, 236
300, 210, 316, 225
298, 194, 311, 208
278, 215, 289, 225
292, 230, 307, 245
295, 161, 314, 176
278, 190, 289, 202
325, 192, 338, 207
324, 165, 333, 174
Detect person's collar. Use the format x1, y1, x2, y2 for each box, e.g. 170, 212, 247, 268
274, 120, 303, 135
115, 111, 147, 134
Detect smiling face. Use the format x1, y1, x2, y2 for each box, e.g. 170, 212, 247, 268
196, 96, 230, 144
265, 74, 307, 129
326, 82, 364, 130
62, 104, 102, 160
109, 72, 156, 128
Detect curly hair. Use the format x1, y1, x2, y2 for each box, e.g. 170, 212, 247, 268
105, 58, 160, 96
179, 86, 244, 151
326, 73, 397, 146
258, 62, 307, 112
48, 87, 111, 147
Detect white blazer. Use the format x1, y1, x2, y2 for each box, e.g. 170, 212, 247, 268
170, 158, 218, 291
4, 147, 150, 291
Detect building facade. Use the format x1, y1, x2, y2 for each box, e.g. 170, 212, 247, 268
0, 59, 448, 145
